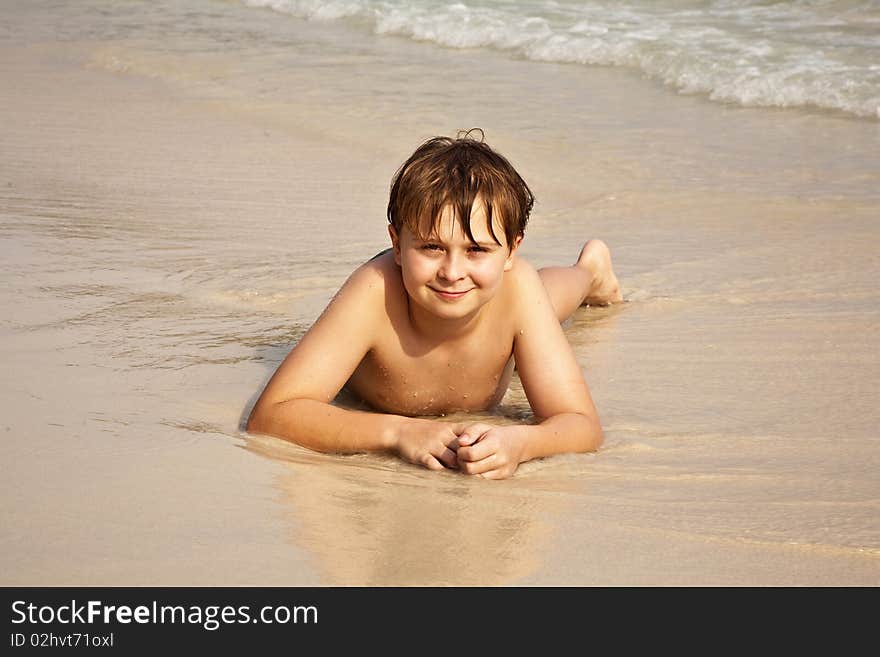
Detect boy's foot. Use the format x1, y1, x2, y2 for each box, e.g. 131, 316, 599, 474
576, 239, 623, 306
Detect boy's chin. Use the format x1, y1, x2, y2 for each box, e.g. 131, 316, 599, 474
414, 294, 484, 319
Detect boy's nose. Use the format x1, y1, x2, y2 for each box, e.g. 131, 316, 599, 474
438, 252, 465, 281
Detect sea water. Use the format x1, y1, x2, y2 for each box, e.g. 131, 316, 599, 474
245, 0, 880, 119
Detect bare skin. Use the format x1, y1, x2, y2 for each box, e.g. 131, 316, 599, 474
247, 204, 622, 479
537, 239, 623, 321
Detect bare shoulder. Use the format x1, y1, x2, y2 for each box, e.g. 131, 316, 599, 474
251, 252, 400, 409
501, 255, 553, 323
325, 251, 399, 320
506, 254, 541, 285
340, 252, 388, 295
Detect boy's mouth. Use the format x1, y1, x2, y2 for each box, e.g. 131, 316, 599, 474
429, 286, 473, 300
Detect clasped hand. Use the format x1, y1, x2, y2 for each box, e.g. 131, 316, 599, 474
395, 419, 526, 480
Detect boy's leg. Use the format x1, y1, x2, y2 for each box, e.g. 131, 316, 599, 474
538, 239, 622, 323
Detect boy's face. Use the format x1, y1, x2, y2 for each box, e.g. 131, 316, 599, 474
389, 199, 521, 322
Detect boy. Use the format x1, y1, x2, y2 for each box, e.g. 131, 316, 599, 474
247, 130, 622, 479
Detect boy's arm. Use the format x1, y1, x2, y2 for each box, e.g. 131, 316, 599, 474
457, 261, 602, 477
246, 263, 460, 469
511, 260, 604, 459
246, 263, 389, 451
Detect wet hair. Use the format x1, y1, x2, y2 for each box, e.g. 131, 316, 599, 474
387, 129, 534, 250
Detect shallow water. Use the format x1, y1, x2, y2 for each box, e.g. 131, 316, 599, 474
1, 0, 878, 585
244, 0, 880, 119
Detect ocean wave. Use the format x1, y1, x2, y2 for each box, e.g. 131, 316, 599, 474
242, 0, 880, 119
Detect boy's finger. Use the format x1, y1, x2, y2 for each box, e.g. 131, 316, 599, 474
456, 423, 492, 446
460, 453, 498, 476
456, 433, 475, 447
421, 454, 445, 471
456, 431, 480, 447
436, 447, 458, 469
457, 436, 496, 462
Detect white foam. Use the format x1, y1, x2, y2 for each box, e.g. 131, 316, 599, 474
244, 0, 366, 21
240, 0, 880, 119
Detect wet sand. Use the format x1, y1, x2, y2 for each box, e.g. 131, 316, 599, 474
1, 0, 878, 585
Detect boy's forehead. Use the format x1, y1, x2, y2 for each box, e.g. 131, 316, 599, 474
416, 199, 508, 245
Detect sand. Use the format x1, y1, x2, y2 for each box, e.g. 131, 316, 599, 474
1, 0, 878, 586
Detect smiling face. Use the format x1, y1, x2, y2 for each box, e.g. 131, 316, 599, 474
389, 199, 521, 323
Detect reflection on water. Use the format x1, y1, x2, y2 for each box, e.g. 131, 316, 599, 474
244, 434, 587, 586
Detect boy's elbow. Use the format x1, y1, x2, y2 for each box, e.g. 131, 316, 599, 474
246, 400, 276, 435
245, 408, 263, 434
579, 413, 603, 452
246, 397, 306, 436
589, 424, 604, 452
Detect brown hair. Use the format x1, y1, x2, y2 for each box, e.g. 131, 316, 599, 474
387, 129, 534, 250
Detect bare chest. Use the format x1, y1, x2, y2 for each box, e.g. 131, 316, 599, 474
347, 333, 515, 416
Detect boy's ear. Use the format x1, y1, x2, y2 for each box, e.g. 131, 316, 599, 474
503, 234, 523, 271
388, 224, 402, 265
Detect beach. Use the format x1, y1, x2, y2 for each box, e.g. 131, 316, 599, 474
1, 0, 878, 585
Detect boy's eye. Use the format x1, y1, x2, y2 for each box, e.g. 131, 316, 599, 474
417, 243, 490, 254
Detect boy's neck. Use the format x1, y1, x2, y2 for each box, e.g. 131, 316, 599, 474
405, 298, 487, 346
